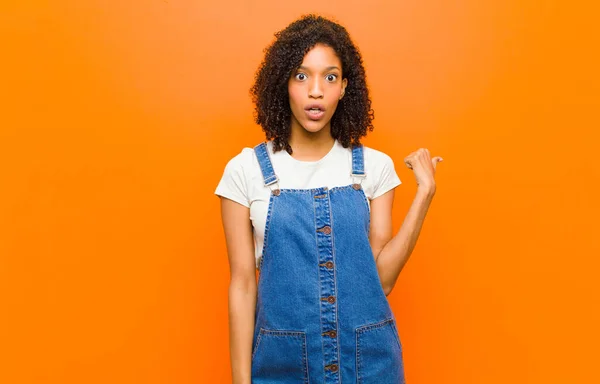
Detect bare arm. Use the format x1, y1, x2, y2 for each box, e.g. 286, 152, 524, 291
370, 148, 442, 295
369, 185, 436, 296
220, 197, 257, 384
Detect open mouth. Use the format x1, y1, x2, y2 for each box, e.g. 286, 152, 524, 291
305, 105, 326, 120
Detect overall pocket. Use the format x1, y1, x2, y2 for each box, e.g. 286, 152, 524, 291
251, 328, 309, 383
356, 318, 405, 384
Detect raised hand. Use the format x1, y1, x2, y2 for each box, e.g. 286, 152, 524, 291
403, 148, 443, 192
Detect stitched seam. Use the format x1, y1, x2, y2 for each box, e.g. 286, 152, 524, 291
356, 318, 394, 383
313, 198, 327, 378
258, 194, 275, 273
357, 188, 371, 238
253, 143, 274, 185
254, 142, 278, 186
356, 328, 362, 384
251, 328, 264, 361
351, 144, 365, 176
329, 191, 342, 383
390, 319, 403, 352
356, 318, 394, 333
260, 329, 305, 336
264, 184, 353, 193
302, 332, 309, 384
252, 329, 309, 381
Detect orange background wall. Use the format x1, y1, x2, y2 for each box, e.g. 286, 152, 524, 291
1, 1, 599, 383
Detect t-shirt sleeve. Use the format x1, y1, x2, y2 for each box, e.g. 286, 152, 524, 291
214, 150, 251, 208
372, 153, 402, 199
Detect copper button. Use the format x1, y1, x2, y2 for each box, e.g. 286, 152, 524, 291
317, 225, 331, 234
352, 183, 361, 190
272, 189, 281, 196
325, 261, 334, 269
321, 329, 336, 338
327, 296, 335, 304
326, 364, 339, 372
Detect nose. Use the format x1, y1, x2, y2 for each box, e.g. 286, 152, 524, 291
308, 77, 324, 99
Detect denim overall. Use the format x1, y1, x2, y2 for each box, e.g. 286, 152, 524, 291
251, 142, 406, 384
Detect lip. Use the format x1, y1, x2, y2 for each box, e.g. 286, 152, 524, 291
304, 103, 326, 111
304, 103, 326, 121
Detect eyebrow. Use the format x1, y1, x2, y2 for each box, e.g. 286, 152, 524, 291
297, 65, 341, 71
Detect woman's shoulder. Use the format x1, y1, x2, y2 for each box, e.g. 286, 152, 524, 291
219, 144, 271, 187
222, 146, 256, 170
215, 145, 263, 203
361, 144, 402, 197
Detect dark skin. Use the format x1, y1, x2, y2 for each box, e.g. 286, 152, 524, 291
249, 14, 375, 154
220, 43, 443, 383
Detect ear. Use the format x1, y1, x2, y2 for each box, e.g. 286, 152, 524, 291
340, 78, 348, 99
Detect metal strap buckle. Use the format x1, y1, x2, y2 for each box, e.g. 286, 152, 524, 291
351, 172, 366, 185
265, 176, 280, 195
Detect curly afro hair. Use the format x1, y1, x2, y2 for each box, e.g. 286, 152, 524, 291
250, 14, 374, 154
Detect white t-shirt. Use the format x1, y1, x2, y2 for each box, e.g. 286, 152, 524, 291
214, 139, 402, 269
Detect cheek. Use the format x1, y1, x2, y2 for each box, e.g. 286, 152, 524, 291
326, 91, 341, 110
288, 85, 302, 108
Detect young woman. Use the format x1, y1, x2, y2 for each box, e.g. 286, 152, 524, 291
215, 14, 442, 384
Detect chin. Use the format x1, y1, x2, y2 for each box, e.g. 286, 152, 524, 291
301, 120, 330, 133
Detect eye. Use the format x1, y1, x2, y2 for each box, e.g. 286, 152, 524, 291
295, 73, 307, 81
326, 74, 338, 82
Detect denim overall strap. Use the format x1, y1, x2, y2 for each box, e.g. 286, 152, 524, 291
351, 144, 366, 189
351, 144, 366, 177
253, 142, 279, 187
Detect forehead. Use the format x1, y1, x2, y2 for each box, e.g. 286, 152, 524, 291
299, 43, 342, 69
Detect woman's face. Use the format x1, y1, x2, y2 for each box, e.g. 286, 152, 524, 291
288, 43, 348, 135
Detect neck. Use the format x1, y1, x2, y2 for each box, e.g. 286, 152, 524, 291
288, 124, 335, 161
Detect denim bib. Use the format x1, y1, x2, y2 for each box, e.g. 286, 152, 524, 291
251, 141, 406, 384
